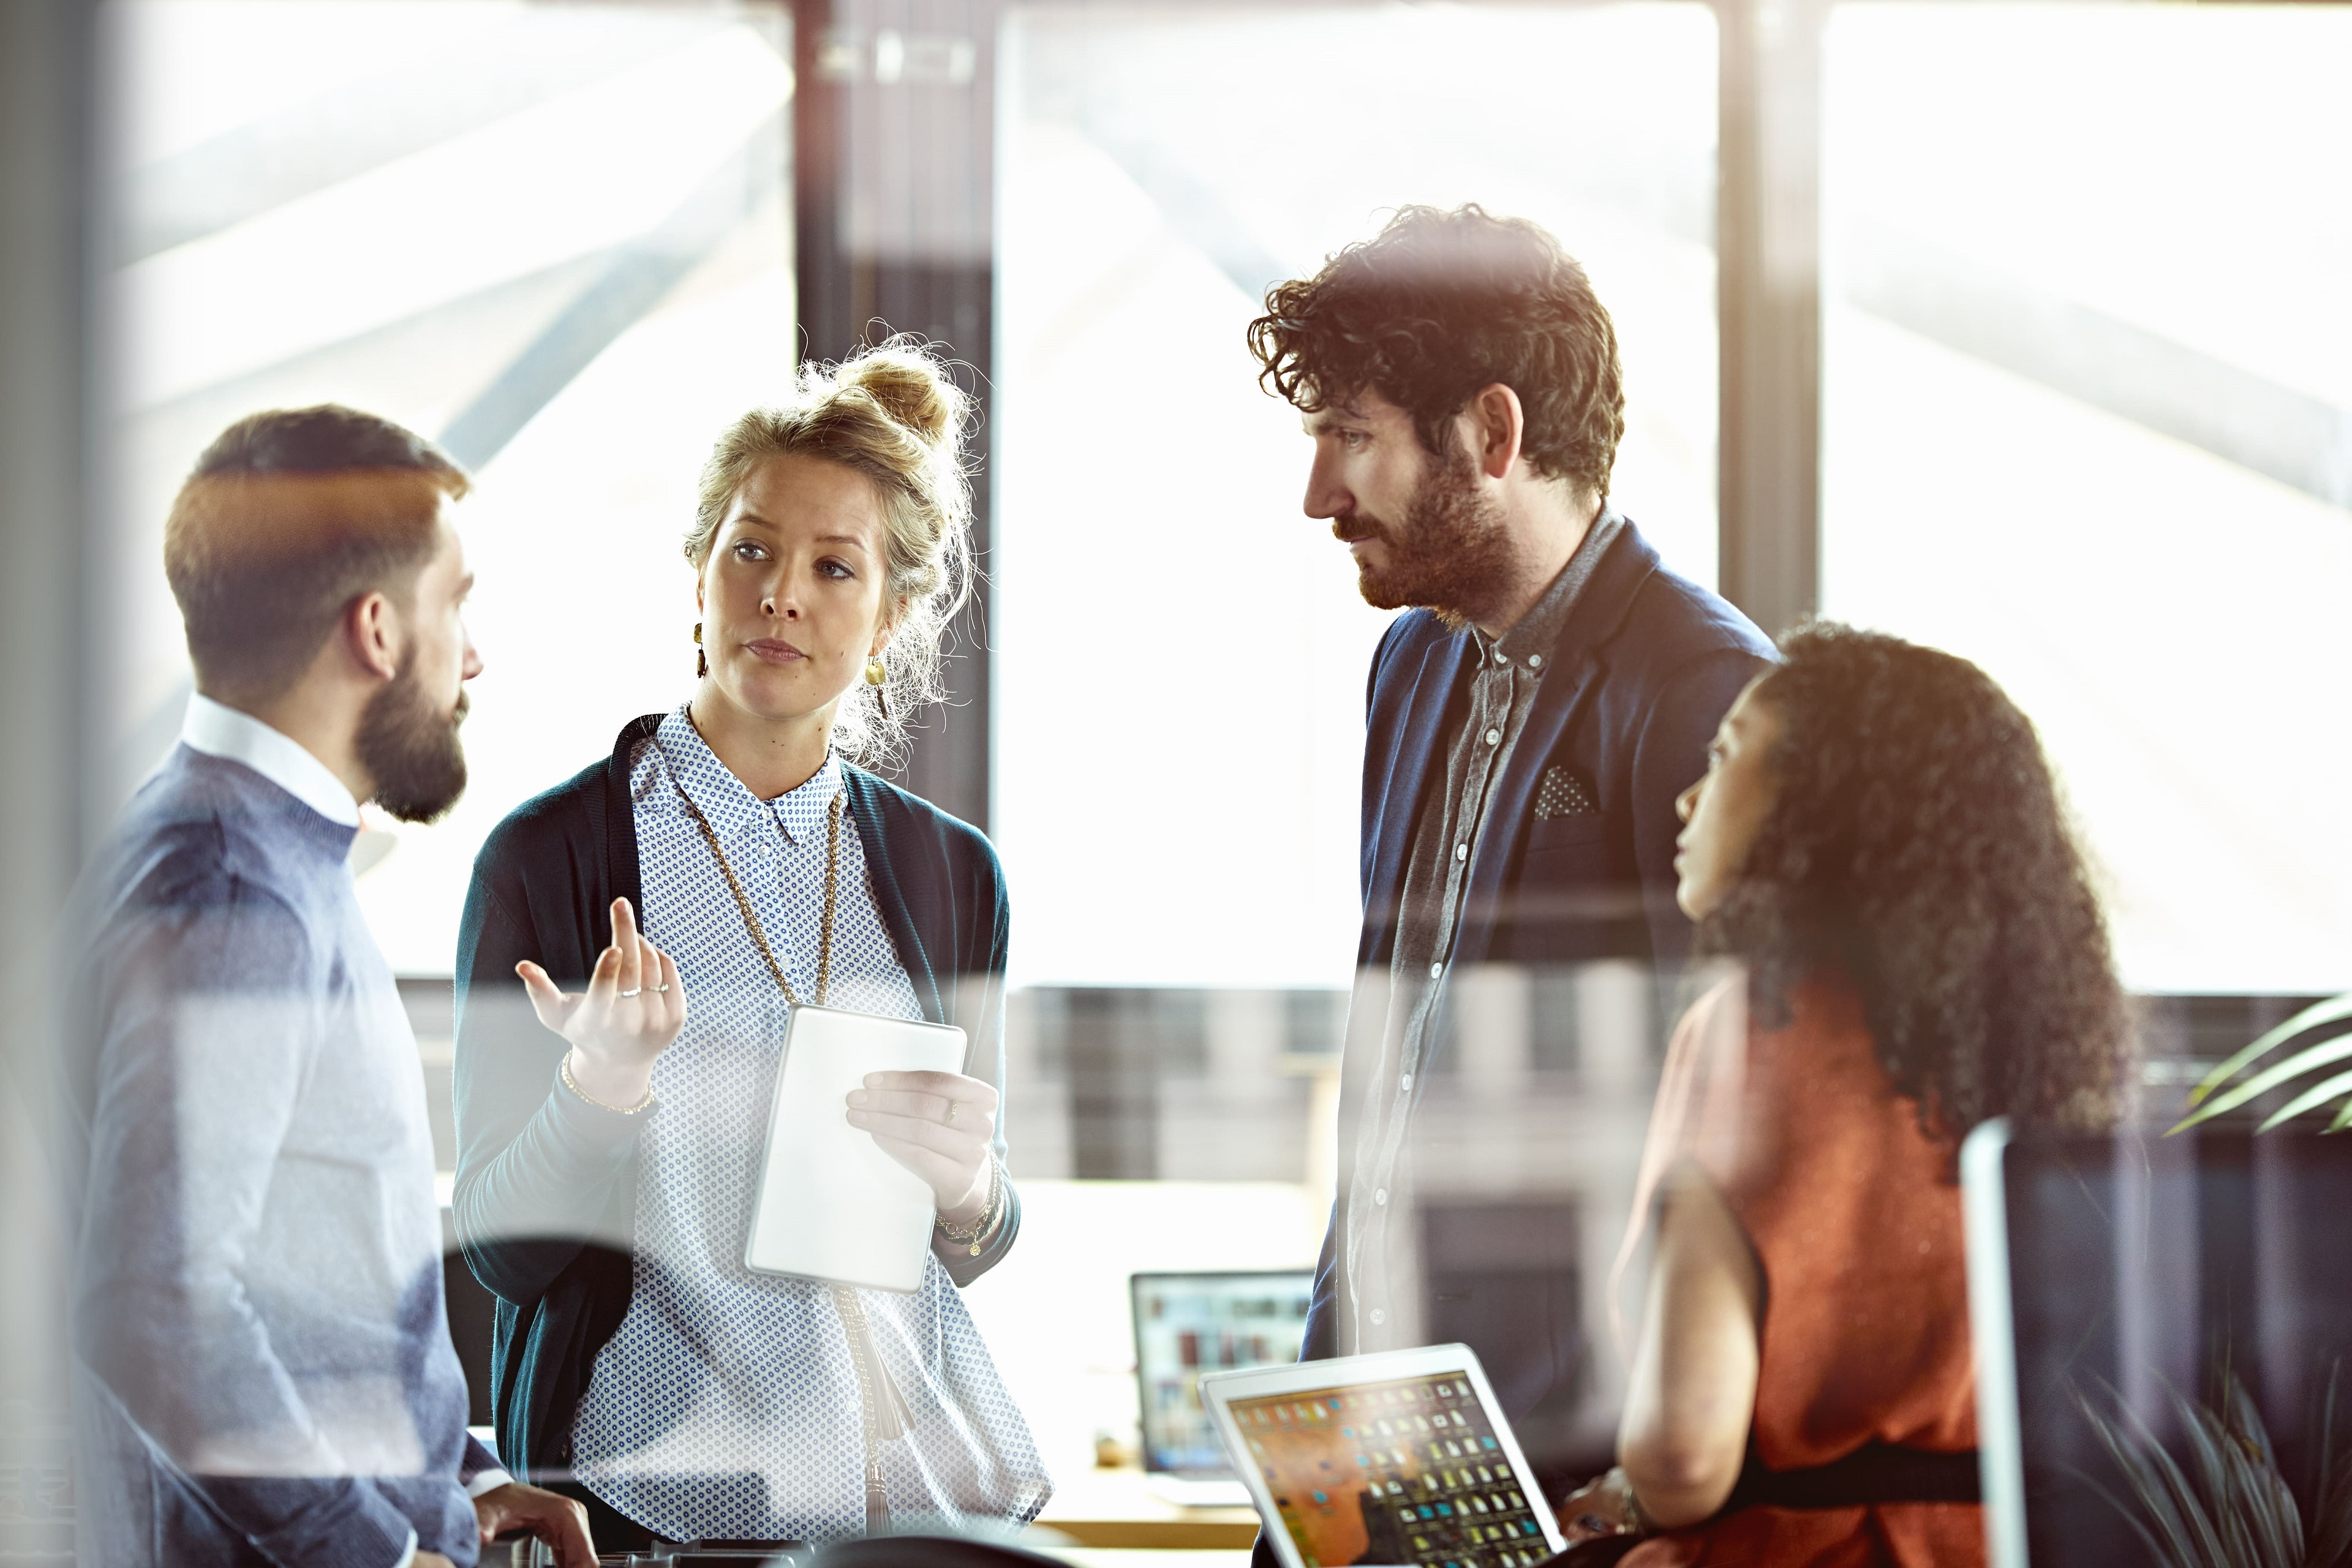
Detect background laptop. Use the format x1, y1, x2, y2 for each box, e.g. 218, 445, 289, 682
1131, 1268, 1316, 1506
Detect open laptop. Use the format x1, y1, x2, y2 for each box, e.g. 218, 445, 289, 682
1199, 1344, 1567, 1568
1131, 1269, 1315, 1506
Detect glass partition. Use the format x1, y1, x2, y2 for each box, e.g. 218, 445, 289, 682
993, 1, 1722, 992
1820, 2, 2352, 998
106, 0, 795, 975
70, 0, 2352, 1558
987, 1, 1722, 1487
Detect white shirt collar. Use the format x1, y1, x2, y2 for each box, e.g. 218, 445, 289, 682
179, 692, 363, 827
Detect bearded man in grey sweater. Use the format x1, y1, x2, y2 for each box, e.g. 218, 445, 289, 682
65, 407, 592, 1567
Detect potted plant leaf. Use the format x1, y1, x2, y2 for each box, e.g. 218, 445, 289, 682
2078, 1368, 2352, 1568
2171, 994, 2352, 1135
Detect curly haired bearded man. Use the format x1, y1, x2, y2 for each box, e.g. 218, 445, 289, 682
1246, 205, 1775, 1515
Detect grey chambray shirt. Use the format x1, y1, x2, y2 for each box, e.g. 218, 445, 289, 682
1340, 509, 1625, 1351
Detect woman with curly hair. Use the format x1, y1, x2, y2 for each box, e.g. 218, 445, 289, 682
1556, 622, 2132, 1567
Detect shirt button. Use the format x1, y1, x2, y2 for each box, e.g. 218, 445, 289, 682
1455, 843, 1469, 862
1399, 1072, 1414, 1092
1484, 728, 1501, 745
1528, 653, 1543, 669
1428, 962, 1443, 979
1369, 1308, 1387, 1327
1374, 1188, 1389, 1205
1494, 648, 1509, 665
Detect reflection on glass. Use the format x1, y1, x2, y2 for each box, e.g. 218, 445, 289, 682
104, 0, 794, 975
994, 2, 1720, 992
1820, 2, 2352, 995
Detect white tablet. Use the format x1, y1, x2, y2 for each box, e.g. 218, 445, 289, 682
1199, 1344, 1566, 1568
744, 1005, 967, 1293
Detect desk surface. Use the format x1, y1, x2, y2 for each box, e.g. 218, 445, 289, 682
1033, 1466, 1264, 1550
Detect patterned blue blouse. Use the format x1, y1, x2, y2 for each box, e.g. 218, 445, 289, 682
567, 709, 1046, 1542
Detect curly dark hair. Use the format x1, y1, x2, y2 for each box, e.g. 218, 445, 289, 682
1245, 204, 1624, 500
1699, 622, 2131, 1137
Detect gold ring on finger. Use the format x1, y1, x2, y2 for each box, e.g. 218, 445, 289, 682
619, 986, 643, 998
944, 1099, 960, 1125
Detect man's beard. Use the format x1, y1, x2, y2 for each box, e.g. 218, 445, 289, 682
356, 653, 469, 824
1333, 433, 1515, 628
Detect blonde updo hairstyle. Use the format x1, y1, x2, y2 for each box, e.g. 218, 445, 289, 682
686, 337, 974, 769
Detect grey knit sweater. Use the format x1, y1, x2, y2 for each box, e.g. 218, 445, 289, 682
66, 744, 491, 1568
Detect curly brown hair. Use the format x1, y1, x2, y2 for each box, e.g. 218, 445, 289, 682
1700, 622, 2132, 1137
1245, 204, 1624, 500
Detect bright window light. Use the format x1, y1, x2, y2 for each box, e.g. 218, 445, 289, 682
106, 1, 794, 976
993, 3, 1720, 989
1822, 3, 2352, 995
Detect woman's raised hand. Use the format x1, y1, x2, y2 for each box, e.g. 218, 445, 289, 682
846, 1071, 999, 1228
517, 897, 685, 1110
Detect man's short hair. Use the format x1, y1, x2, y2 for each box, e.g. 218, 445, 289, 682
1246, 204, 1626, 501
164, 405, 469, 705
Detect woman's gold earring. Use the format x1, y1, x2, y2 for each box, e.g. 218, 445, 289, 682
865, 656, 889, 720
693, 621, 707, 679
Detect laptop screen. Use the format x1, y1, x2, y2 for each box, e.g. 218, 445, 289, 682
1132, 1270, 1314, 1475
1226, 1371, 1552, 1568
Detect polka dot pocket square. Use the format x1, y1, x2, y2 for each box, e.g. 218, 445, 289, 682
1533, 763, 1600, 819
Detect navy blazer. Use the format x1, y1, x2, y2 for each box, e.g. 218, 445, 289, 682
1310, 520, 1772, 1472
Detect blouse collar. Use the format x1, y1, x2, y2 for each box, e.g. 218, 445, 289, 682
651, 705, 842, 847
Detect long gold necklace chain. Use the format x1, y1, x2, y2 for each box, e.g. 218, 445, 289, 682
673, 782, 843, 1008
833, 1286, 898, 1526
677, 777, 894, 1523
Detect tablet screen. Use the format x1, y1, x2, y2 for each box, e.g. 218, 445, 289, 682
1227, 1371, 1553, 1568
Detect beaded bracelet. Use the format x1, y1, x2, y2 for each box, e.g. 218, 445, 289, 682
559, 1051, 658, 1115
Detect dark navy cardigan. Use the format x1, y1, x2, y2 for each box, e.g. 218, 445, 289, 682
450, 715, 1020, 1480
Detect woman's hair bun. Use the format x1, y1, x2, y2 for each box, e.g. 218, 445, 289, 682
837, 339, 965, 449
687, 331, 976, 774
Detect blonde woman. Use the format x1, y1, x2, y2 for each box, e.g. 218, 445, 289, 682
451, 342, 1049, 1551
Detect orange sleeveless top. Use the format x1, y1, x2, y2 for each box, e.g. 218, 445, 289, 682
1618, 974, 1983, 1568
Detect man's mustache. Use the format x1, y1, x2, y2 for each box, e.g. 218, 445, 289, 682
450, 689, 471, 726
1333, 512, 1390, 545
